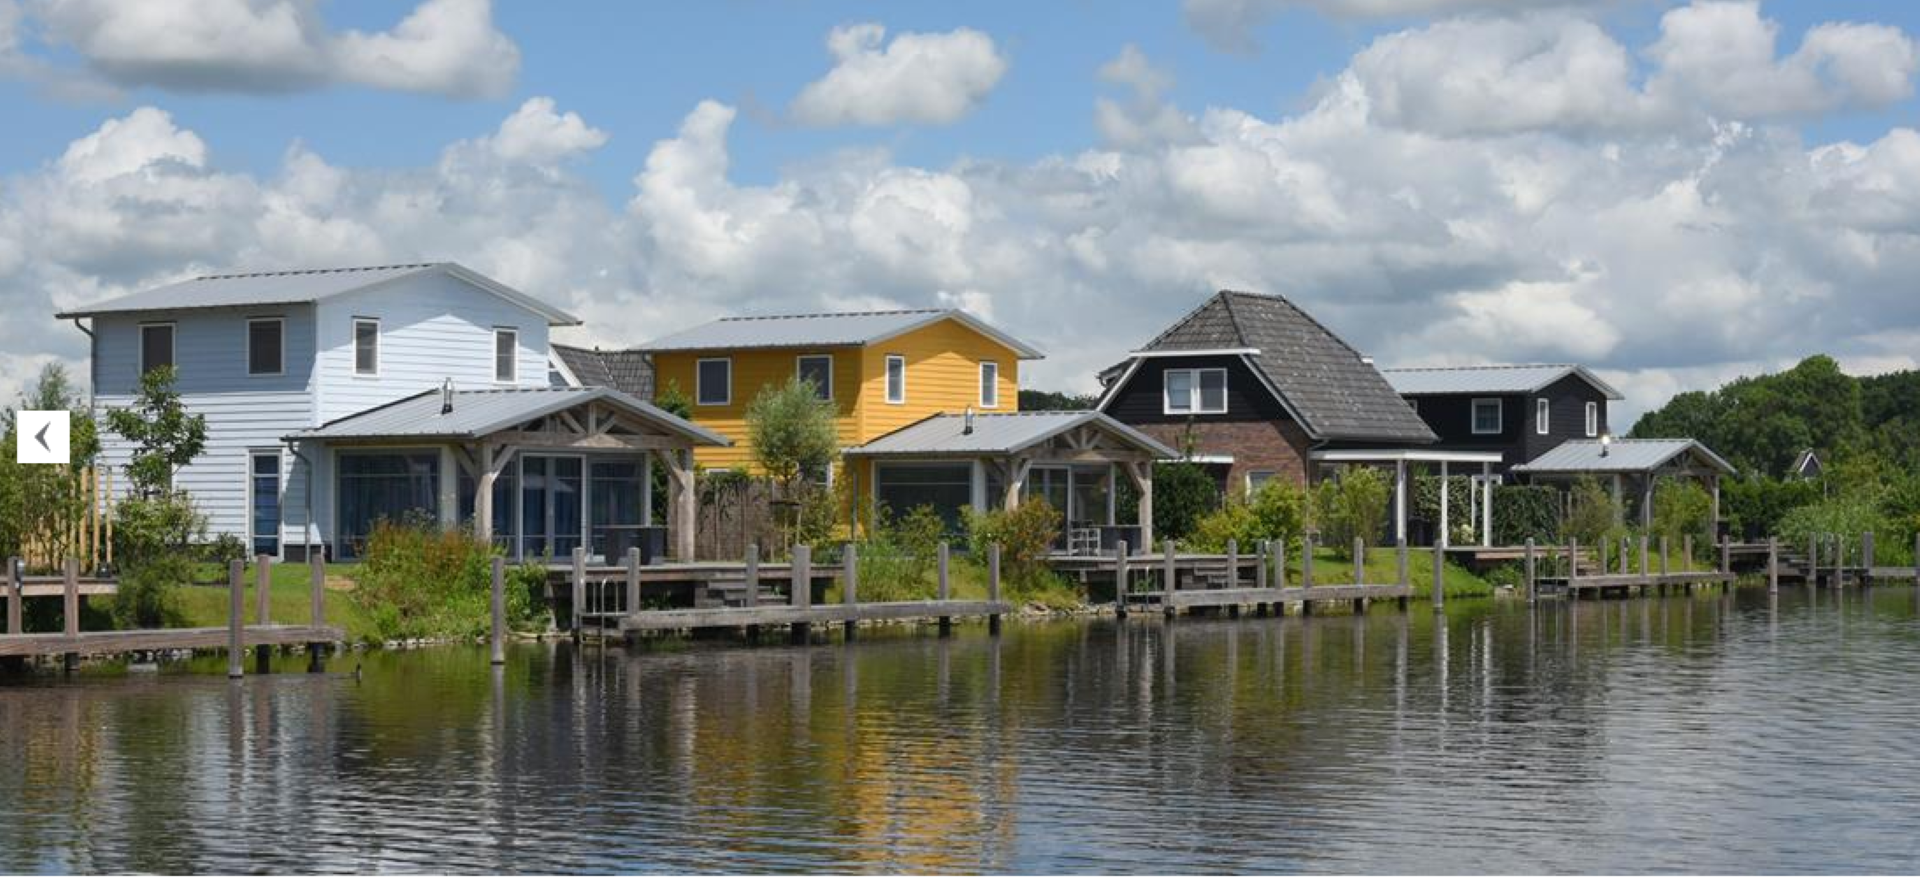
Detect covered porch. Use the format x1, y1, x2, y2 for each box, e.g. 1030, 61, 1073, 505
1310, 449, 1506, 548
843, 411, 1178, 554
1510, 438, 1737, 532
289, 386, 729, 562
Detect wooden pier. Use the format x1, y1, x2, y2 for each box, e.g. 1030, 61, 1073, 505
1098, 538, 1416, 617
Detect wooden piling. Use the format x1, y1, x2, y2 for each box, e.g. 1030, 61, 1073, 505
1113, 540, 1129, 618
63, 558, 80, 673
1568, 539, 1579, 579
1767, 536, 1779, 594
1353, 536, 1365, 579
254, 554, 272, 672
791, 544, 812, 643
571, 551, 587, 638
625, 547, 642, 616
1162, 540, 1177, 618
1683, 535, 1694, 573
490, 557, 506, 666
1226, 539, 1239, 591
937, 542, 952, 635
308, 552, 327, 670
227, 558, 244, 679
744, 543, 760, 609
6, 557, 20, 635
1719, 539, 1731, 587
843, 542, 859, 640
1599, 539, 1609, 575
1256, 540, 1269, 591
1396, 541, 1410, 610
1660, 537, 1670, 577
1302, 536, 1315, 589
1523, 539, 1536, 604
987, 543, 1003, 634
1913, 532, 1919, 589
1864, 531, 1876, 575
1638, 535, 1649, 580
1275, 539, 1287, 590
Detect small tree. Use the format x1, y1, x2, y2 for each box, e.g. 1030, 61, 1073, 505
106, 366, 207, 498
1151, 461, 1219, 543
1562, 477, 1615, 546
1311, 466, 1389, 548
0, 363, 102, 565
746, 377, 838, 492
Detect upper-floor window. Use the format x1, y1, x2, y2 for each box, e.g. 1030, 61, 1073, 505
1585, 401, 1600, 437
1164, 368, 1227, 415
139, 323, 175, 377
1471, 398, 1502, 435
248, 318, 283, 376
353, 318, 379, 376
697, 357, 731, 406
797, 354, 833, 401
885, 355, 906, 404
494, 328, 518, 383
980, 361, 999, 408
1535, 398, 1550, 435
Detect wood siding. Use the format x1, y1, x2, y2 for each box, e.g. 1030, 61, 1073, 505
1102, 354, 1312, 491
1406, 375, 1610, 474
658, 316, 1022, 472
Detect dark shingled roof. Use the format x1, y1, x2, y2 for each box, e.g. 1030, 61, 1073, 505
552, 344, 655, 400
1136, 291, 1436, 444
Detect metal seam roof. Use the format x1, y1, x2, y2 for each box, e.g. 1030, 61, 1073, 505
636, 309, 1044, 359
1511, 438, 1735, 474
287, 386, 727, 446
55, 262, 581, 326
845, 411, 1177, 458
1382, 364, 1625, 400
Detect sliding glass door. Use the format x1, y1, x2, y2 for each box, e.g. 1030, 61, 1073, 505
335, 451, 440, 558
521, 455, 584, 559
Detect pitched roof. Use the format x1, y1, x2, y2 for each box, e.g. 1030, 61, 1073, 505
1511, 438, 1735, 475
1114, 291, 1436, 444
1382, 364, 1624, 400
846, 411, 1177, 458
287, 386, 728, 446
552, 344, 655, 399
55, 263, 581, 326
635, 309, 1044, 358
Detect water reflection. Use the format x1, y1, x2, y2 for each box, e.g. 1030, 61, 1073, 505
1, 590, 1918, 872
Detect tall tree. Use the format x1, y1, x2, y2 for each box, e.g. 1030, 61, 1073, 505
105, 366, 207, 498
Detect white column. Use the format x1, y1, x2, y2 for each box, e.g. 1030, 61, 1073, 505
1480, 461, 1493, 547
437, 445, 458, 529
970, 459, 988, 513
1438, 460, 1450, 550
641, 451, 653, 527
1394, 459, 1407, 546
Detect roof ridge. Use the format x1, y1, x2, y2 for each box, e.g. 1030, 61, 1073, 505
716, 308, 947, 323
1226, 289, 1368, 360
194, 263, 441, 281
1383, 363, 1574, 373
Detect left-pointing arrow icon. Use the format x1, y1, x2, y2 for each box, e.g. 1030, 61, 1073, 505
33, 423, 50, 453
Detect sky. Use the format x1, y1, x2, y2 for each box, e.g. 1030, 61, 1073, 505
3, 0, 1920, 428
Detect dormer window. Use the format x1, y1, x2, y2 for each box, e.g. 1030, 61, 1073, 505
1471, 398, 1502, 435
1164, 368, 1227, 415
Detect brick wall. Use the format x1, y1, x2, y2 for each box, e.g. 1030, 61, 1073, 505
1136, 419, 1313, 497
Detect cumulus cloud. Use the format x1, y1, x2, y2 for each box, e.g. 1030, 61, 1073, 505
1183, 0, 1589, 53
7, 2, 1920, 428
15, 0, 518, 97
789, 23, 1007, 126
1094, 44, 1198, 148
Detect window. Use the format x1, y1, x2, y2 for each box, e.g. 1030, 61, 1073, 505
797, 354, 833, 401
247, 318, 283, 376
250, 451, 281, 557
697, 358, 731, 405
139, 323, 175, 376
875, 463, 972, 532
1247, 470, 1277, 496
494, 328, 518, 383
1585, 401, 1600, 437
1471, 398, 1503, 435
1164, 368, 1228, 415
353, 318, 379, 376
335, 451, 439, 558
980, 361, 1000, 408
1535, 398, 1550, 435
885, 355, 906, 404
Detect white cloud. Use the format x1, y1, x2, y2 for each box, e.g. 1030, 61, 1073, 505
1182, 0, 1590, 52
1094, 44, 1198, 148
789, 23, 1007, 127
467, 97, 609, 167
15, 0, 518, 97
1645, 1, 1917, 120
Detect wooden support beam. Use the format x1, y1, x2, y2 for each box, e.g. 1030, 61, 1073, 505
792, 545, 812, 609
626, 548, 642, 616
744, 544, 760, 608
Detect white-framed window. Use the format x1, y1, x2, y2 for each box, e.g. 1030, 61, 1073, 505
353, 318, 380, 376
494, 328, 518, 383
1535, 397, 1550, 435
885, 354, 906, 404
1164, 367, 1227, 415
1585, 401, 1600, 437
1246, 470, 1276, 496
696, 357, 731, 406
139, 322, 176, 377
247, 317, 283, 376
1471, 398, 1503, 435
249, 449, 282, 558
796, 354, 833, 401
979, 361, 1000, 408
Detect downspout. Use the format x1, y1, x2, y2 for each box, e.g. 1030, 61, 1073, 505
287, 442, 318, 562
71, 318, 94, 409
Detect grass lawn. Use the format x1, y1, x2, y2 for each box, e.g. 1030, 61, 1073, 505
1295, 547, 1495, 598
174, 562, 378, 642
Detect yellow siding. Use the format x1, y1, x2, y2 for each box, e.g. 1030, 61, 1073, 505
657, 316, 1022, 473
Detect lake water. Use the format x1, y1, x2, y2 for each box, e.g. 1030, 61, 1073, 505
2, 587, 1919, 873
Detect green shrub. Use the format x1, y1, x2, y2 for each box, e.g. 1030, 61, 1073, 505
964, 498, 1066, 598
1311, 466, 1389, 548
1492, 484, 1559, 545
853, 503, 946, 601
112, 493, 206, 568
1189, 479, 1307, 552
1150, 461, 1219, 542
1777, 495, 1888, 561
1651, 477, 1715, 550
351, 519, 532, 642
1561, 477, 1615, 546
110, 553, 191, 629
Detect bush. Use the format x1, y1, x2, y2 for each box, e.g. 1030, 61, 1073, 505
964, 498, 1066, 597
1311, 466, 1389, 548
1777, 496, 1888, 561
110, 553, 191, 629
1493, 484, 1559, 545
1188, 479, 1307, 552
1722, 476, 1822, 540
853, 504, 946, 601
112, 492, 206, 569
1151, 461, 1219, 542
1651, 477, 1714, 550
1413, 475, 1479, 546
352, 519, 534, 641
1562, 477, 1615, 546
201, 533, 248, 565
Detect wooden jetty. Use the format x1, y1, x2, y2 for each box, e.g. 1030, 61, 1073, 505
1529, 535, 1734, 598
3, 555, 343, 674
1098, 537, 1415, 617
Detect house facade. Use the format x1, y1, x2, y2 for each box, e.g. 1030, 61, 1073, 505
1381, 364, 1622, 477
62, 263, 721, 562
635, 309, 1041, 473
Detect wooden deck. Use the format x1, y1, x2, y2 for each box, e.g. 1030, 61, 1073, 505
1136, 583, 1410, 611
0, 624, 342, 658
611, 600, 1012, 634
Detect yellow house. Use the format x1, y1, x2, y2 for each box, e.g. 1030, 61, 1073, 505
637, 309, 1044, 473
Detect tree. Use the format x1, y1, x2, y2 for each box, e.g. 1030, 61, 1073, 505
0, 363, 102, 565
105, 366, 207, 498
1150, 461, 1218, 543
1017, 389, 1098, 411
746, 377, 839, 490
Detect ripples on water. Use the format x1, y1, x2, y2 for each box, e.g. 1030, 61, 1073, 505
2, 587, 1919, 873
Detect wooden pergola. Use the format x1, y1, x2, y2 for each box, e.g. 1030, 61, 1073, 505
1311, 449, 1506, 548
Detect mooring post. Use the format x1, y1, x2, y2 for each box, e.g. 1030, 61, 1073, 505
308, 551, 327, 671
1256, 540, 1269, 592
791, 544, 812, 644
1353, 536, 1365, 584
624, 547, 642, 617
1599, 539, 1609, 575
1683, 535, 1694, 574
1767, 536, 1779, 594
1226, 539, 1239, 591
1864, 531, 1876, 583
988, 543, 1003, 635
744, 543, 760, 609
1163, 539, 1177, 618
1913, 532, 1919, 589
1568, 538, 1579, 579
1302, 535, 1315, 589
1113, 539, 1130, 618
1275, 538, 1287, 590
253, 554, 272, 673
6, 557, 21, 636
490, 557, 506, 666
1431, 541, 1444, 611
843, 542, 859, 640
1807, 535, 1817, 585
570, 550, 586, 639
1524, 538, 1536, 605
1719, 539, 1731, 588
227, 558, 244, 679
937, 542, 952, 635
1639, 535, 1649, 580
60, 558, 80, 673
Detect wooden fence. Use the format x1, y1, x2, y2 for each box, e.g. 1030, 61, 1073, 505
19, 467, 112, 575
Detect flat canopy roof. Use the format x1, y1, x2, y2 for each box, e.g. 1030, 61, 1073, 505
1312, 449, 1505, 464
288, 386, 729, 446
1511, 438, 1735, 475
846, 411, 1176, 459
